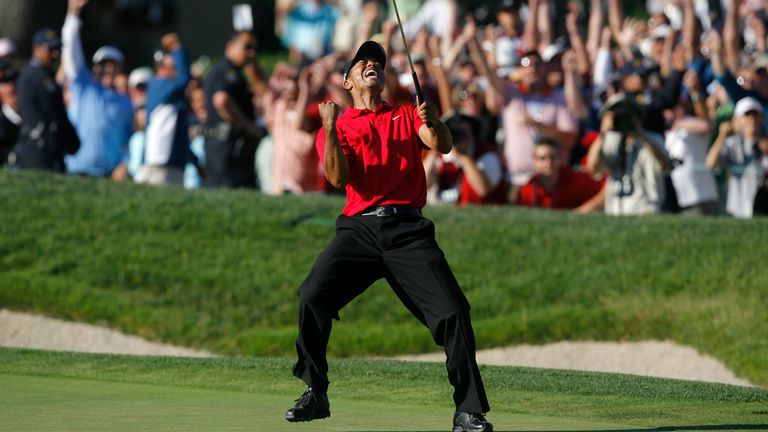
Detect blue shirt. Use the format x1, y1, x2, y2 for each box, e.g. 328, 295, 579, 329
145, 48, 191, 169
64, 69, 134, 176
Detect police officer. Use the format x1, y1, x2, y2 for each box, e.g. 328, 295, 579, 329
11, 28, 79, 172
202, 31, 262, 188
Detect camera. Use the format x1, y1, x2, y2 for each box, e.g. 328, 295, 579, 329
600, 93, 645, 133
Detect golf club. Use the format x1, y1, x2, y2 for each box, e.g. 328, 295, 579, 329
391, 0, 433, 128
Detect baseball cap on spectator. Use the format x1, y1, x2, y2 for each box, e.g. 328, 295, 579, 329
734, 97, 764, 117
541, 42, 565, 63
619, 58, 652, 77
0, 38, 16, 58
128, 67, 153, 89
343, 40, 386, 81
32, 28, 62, 49
752, 54, 768, 70
651, 24, 671, 40
92, 46, 124, 65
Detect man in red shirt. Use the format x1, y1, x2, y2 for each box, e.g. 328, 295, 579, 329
517, 136, 605, 212
285, 41, 492, 432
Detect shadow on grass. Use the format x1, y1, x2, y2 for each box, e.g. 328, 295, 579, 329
364, 426, 768, 432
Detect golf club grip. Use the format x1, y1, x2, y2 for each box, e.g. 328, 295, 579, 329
412, 72, 433, 128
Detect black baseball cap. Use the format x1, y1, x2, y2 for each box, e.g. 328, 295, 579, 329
344, 41, 386, 81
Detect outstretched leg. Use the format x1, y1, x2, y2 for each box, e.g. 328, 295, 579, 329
292, 216, 385, 393
382, 217, 490, 414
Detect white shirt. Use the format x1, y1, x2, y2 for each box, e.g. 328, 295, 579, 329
665, 127, 718, 208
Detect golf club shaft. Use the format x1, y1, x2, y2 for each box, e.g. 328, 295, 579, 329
391, 0, 433, 128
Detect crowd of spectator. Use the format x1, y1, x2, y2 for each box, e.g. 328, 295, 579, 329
2, 0, 768, 218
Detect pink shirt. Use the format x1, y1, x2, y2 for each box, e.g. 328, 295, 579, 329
269, 98, 320, 195
500, 84, 578, 185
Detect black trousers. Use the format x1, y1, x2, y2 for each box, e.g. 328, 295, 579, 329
292, 213, 490, 413
203, 134, 257, 188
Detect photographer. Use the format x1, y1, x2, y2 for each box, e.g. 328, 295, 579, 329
586, 94, 670, 216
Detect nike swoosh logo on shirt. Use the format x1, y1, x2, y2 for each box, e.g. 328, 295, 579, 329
392, 115, 401, 121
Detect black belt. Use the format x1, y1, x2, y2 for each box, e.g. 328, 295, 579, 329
359, 205, 422, 217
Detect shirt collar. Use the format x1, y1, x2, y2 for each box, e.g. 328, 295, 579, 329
345, 101, 392, 118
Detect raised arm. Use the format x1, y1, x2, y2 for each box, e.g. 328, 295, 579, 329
318, 101, 350, 187
562, 50, 589, 120
418, 101, 453, 154
586, 0, 603, 63
722, 0, 742, 73
706, 121, 733, 169
566, 7, 591, 77
592, 28, 613, 91
681, 0, 698, 63
524, 0, 541, 52
426, 35, 453, 115
746, 12, 767, 55
163, 33, 191, 90
607, 0, 624, 47
587, 112, 613, 175
61, 0, 89, 82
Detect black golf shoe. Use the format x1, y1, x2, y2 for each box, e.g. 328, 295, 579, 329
453, 411, 493, 432
285, 387, 330, 422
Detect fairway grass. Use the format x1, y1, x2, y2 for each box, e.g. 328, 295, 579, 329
2, 170, 768, 387
1, 349, 767, 431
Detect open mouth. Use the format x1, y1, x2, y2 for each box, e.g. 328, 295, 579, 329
364, 69, 378, 79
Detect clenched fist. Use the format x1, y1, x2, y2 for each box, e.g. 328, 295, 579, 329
319, 101, 339, 129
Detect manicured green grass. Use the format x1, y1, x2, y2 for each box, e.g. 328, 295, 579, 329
1, 348, 767, 431
1, 170, 767, 388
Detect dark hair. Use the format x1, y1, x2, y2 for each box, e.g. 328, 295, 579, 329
533, 135, 559, 149
0, 67, 18, 83
227, 31, 255, 44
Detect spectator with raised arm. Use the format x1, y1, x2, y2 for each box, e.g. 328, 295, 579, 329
709, 15, 768, 133
264, 64, 322, 195
424, 113, 506, 205
706, 97, 768, 218
482, 48, 579, 201
135, 33, 192, 186
61, 0, 133, 179
663, 71, 719, 216
518, 135, 605, 212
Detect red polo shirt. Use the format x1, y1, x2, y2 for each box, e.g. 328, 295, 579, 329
316, 102, 426, 216
517, 166, 604, 209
